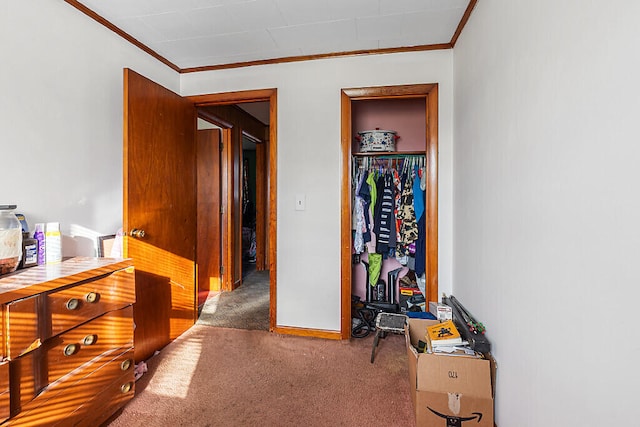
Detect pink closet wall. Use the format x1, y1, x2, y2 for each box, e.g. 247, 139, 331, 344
351, 98, 426, 153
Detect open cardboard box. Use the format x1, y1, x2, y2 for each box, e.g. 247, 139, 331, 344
405, 318, 496, 427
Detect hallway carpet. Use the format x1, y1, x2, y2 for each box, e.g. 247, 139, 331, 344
197, 270, 270, 331
105, 326, 416, 427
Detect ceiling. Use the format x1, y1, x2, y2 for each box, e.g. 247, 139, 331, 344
67, 0, 476, 72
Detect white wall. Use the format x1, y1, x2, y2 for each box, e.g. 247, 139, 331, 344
182, 51, 454, 330
1, 1, 454, 334
453, 1, 640, 425
0, 1, 178, 256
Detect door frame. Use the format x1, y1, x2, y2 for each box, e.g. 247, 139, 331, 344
188, 89, 278, 331
340, 84, 439, 339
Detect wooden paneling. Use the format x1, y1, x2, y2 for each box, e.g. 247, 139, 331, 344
199, 105, 267, 141
197, 129, 222, 303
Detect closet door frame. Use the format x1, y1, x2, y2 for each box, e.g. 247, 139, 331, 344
340, 84, 439, 339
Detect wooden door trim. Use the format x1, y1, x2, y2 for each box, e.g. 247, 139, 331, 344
255, 141, 267, 271
221, 127, 234, 291
340, 84, 439, 339
188, 89, 278, 332
196, 129, 222, 304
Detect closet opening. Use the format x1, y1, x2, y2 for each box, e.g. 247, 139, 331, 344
340, 84, 439, 339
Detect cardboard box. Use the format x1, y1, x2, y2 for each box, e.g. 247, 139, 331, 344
428, 302, 453, 321
405, 318, 495, 427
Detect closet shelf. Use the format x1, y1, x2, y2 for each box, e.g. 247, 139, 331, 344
353, 151, 425, 157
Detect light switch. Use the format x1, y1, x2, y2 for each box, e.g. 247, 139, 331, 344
295, 194, 305, 211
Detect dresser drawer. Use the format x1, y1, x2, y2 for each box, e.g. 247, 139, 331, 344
46, 306, 133, 387
7, 350, 38, 417
69, 364, 135, 427
5, 348, 134, 426
71, 372, 134, 427
46, 267, 135, 337
0, 361, 10, 424
4, 297, 39, 359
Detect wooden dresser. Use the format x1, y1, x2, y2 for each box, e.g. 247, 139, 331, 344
0, 257, 136, 426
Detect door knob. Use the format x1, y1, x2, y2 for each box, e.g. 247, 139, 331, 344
129, 228, 146, 238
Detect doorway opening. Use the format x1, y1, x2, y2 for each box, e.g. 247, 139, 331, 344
189, 90, 277, 332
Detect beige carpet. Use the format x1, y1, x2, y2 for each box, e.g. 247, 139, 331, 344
197, 270, 269, 330
105, 325, 416, 427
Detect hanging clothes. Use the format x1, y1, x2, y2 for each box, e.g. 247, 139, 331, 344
393, 168, 403, 244
353, 171, 367, 254
413, 165, 425, 221
397, 171, 419, 257
375, 172, 396, 256
366, 171, 378, 217
351, 155, 425, 265
357, 171, 372, 246
414, 212, 426, 277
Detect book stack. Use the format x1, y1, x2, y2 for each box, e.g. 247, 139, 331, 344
424, 320, 464, 351
424, 320, 477, 357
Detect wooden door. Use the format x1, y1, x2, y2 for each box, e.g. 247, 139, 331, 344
123, 68, 197, 362
197, 128, 222, 305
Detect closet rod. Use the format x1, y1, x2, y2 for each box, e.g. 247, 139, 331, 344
352, 151, 425, 158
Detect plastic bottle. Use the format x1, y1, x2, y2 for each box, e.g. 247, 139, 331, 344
0, 205, 23, 274
33, 223, 46, 265
20, 232, 38, 269
15, 214, 37, 269
45, 222, 62, 264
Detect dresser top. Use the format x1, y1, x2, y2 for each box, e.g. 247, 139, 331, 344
0, 257, 133, 304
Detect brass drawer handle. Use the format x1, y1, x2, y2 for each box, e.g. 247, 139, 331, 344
66, 298, 80, 310
120, 382, 133, 394
120, 359, 132, 371
85, 292, 99, 303
82, 334, 97, 346
63, 344, 78, 356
